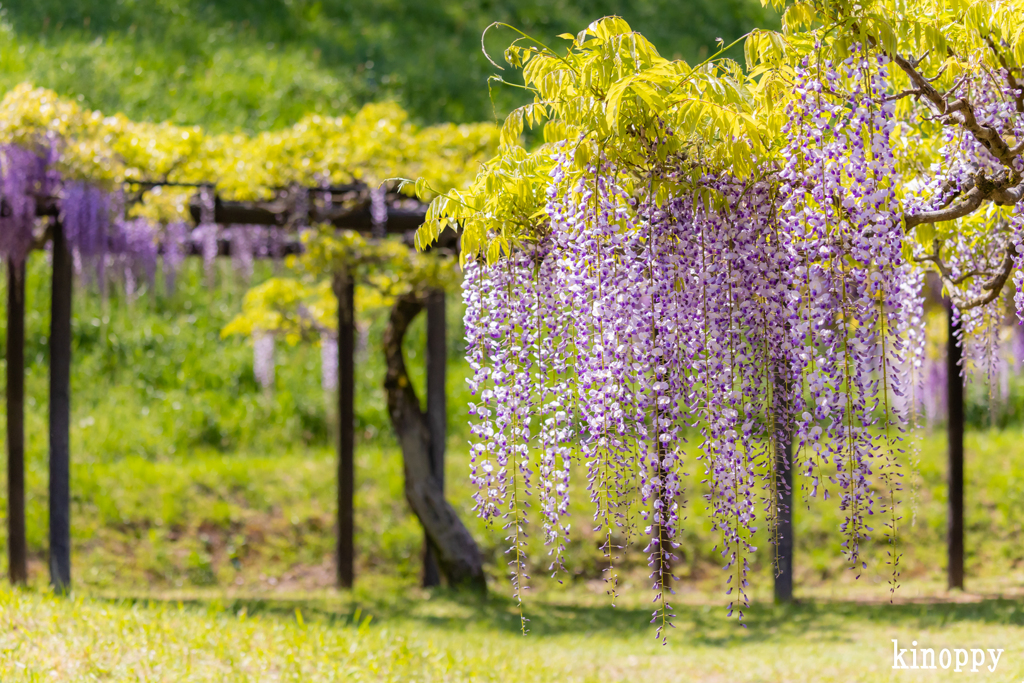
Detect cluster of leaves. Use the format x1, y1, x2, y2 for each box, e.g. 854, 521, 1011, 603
417, 2, 1024, 264
0, 83, 499, 217
415, 18, 775, 259
223, 227, 460, 343
407, 1, 1024, 629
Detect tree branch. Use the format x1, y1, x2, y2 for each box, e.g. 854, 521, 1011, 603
905, 174, 1024, 229
889, 50, 1021, 173
905, 184, 986, 229
956, 242, 1017, 310
914, 233, 1018, 311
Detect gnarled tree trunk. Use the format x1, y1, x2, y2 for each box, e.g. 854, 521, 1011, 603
383, 293, 486, 592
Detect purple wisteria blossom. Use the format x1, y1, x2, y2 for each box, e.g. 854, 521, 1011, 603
370, 185, 388, 238
462, 52, 926, 628
0, 145, 47, 263
321, 331, 338, 391
163, 221, 190, 293
254, 332, 275, 391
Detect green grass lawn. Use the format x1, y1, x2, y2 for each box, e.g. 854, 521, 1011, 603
3, 419, 1024, 680
4, 583, 1024, 681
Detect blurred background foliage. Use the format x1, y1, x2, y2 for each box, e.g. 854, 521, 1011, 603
0, 0, 781, 589
0, 255, 1022, 591
0, 256, 476, 586
0, 255, 473, 459
0, 0, 776, 130
1, 0, 1023, 597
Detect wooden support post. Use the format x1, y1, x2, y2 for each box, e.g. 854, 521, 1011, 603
422, 289, 446, 587
49, 222, 73, 594
774, 430, 794, 603
335, 272, 355, 589
7, 259, 27, 585
946, 300, 965, 590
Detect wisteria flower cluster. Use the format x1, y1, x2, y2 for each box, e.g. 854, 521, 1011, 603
253, 332, 276, 391
0, 144, 55, 264
462, 53, 920, 631
903, 64, 1024, 404
0, 144, 293, 293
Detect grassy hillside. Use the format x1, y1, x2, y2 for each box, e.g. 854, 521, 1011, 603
0, 0, 777, 129
0, 254, 468, 461
1, 255, 1024, 593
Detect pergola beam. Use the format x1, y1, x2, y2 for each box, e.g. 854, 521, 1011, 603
7, 181, 455, 592
188, 198, 430, 235
26, 183, 457, 249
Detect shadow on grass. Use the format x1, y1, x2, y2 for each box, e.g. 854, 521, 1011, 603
90, 588, 1024, 645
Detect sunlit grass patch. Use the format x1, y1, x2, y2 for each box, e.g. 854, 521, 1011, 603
0, 586, 599, 682
3, 585, 1023, 682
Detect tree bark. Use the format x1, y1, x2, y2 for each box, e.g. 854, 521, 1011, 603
383, 293, 486, 592
774, 429, 794, 603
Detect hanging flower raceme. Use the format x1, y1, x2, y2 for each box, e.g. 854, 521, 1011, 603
370, 185, 388, 238
253, 332, 276, 391
195, 185, 219, 282
0, 144, 48, 263
62, 183, 168, 297
163, 221, 190, 293
776, 53, 909, 574
62, 181, 111, 259
229, 226, 256, 281
455, 47, 921, 630
114, 218, 160, 300
320, 331, 338, 392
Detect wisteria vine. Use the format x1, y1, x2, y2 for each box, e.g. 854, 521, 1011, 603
454, 47, 1024, 630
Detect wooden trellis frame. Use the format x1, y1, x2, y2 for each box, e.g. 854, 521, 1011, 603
5, 188, 977, 599
4, 182, 451, 591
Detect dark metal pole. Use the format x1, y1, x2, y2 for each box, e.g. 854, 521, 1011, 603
422, 289, 446, 587
49, 222, 73, 594
946, 300, 965, 590
774, 429, 794, 603
7, 258, 27, 585
335, 272, 355, 589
